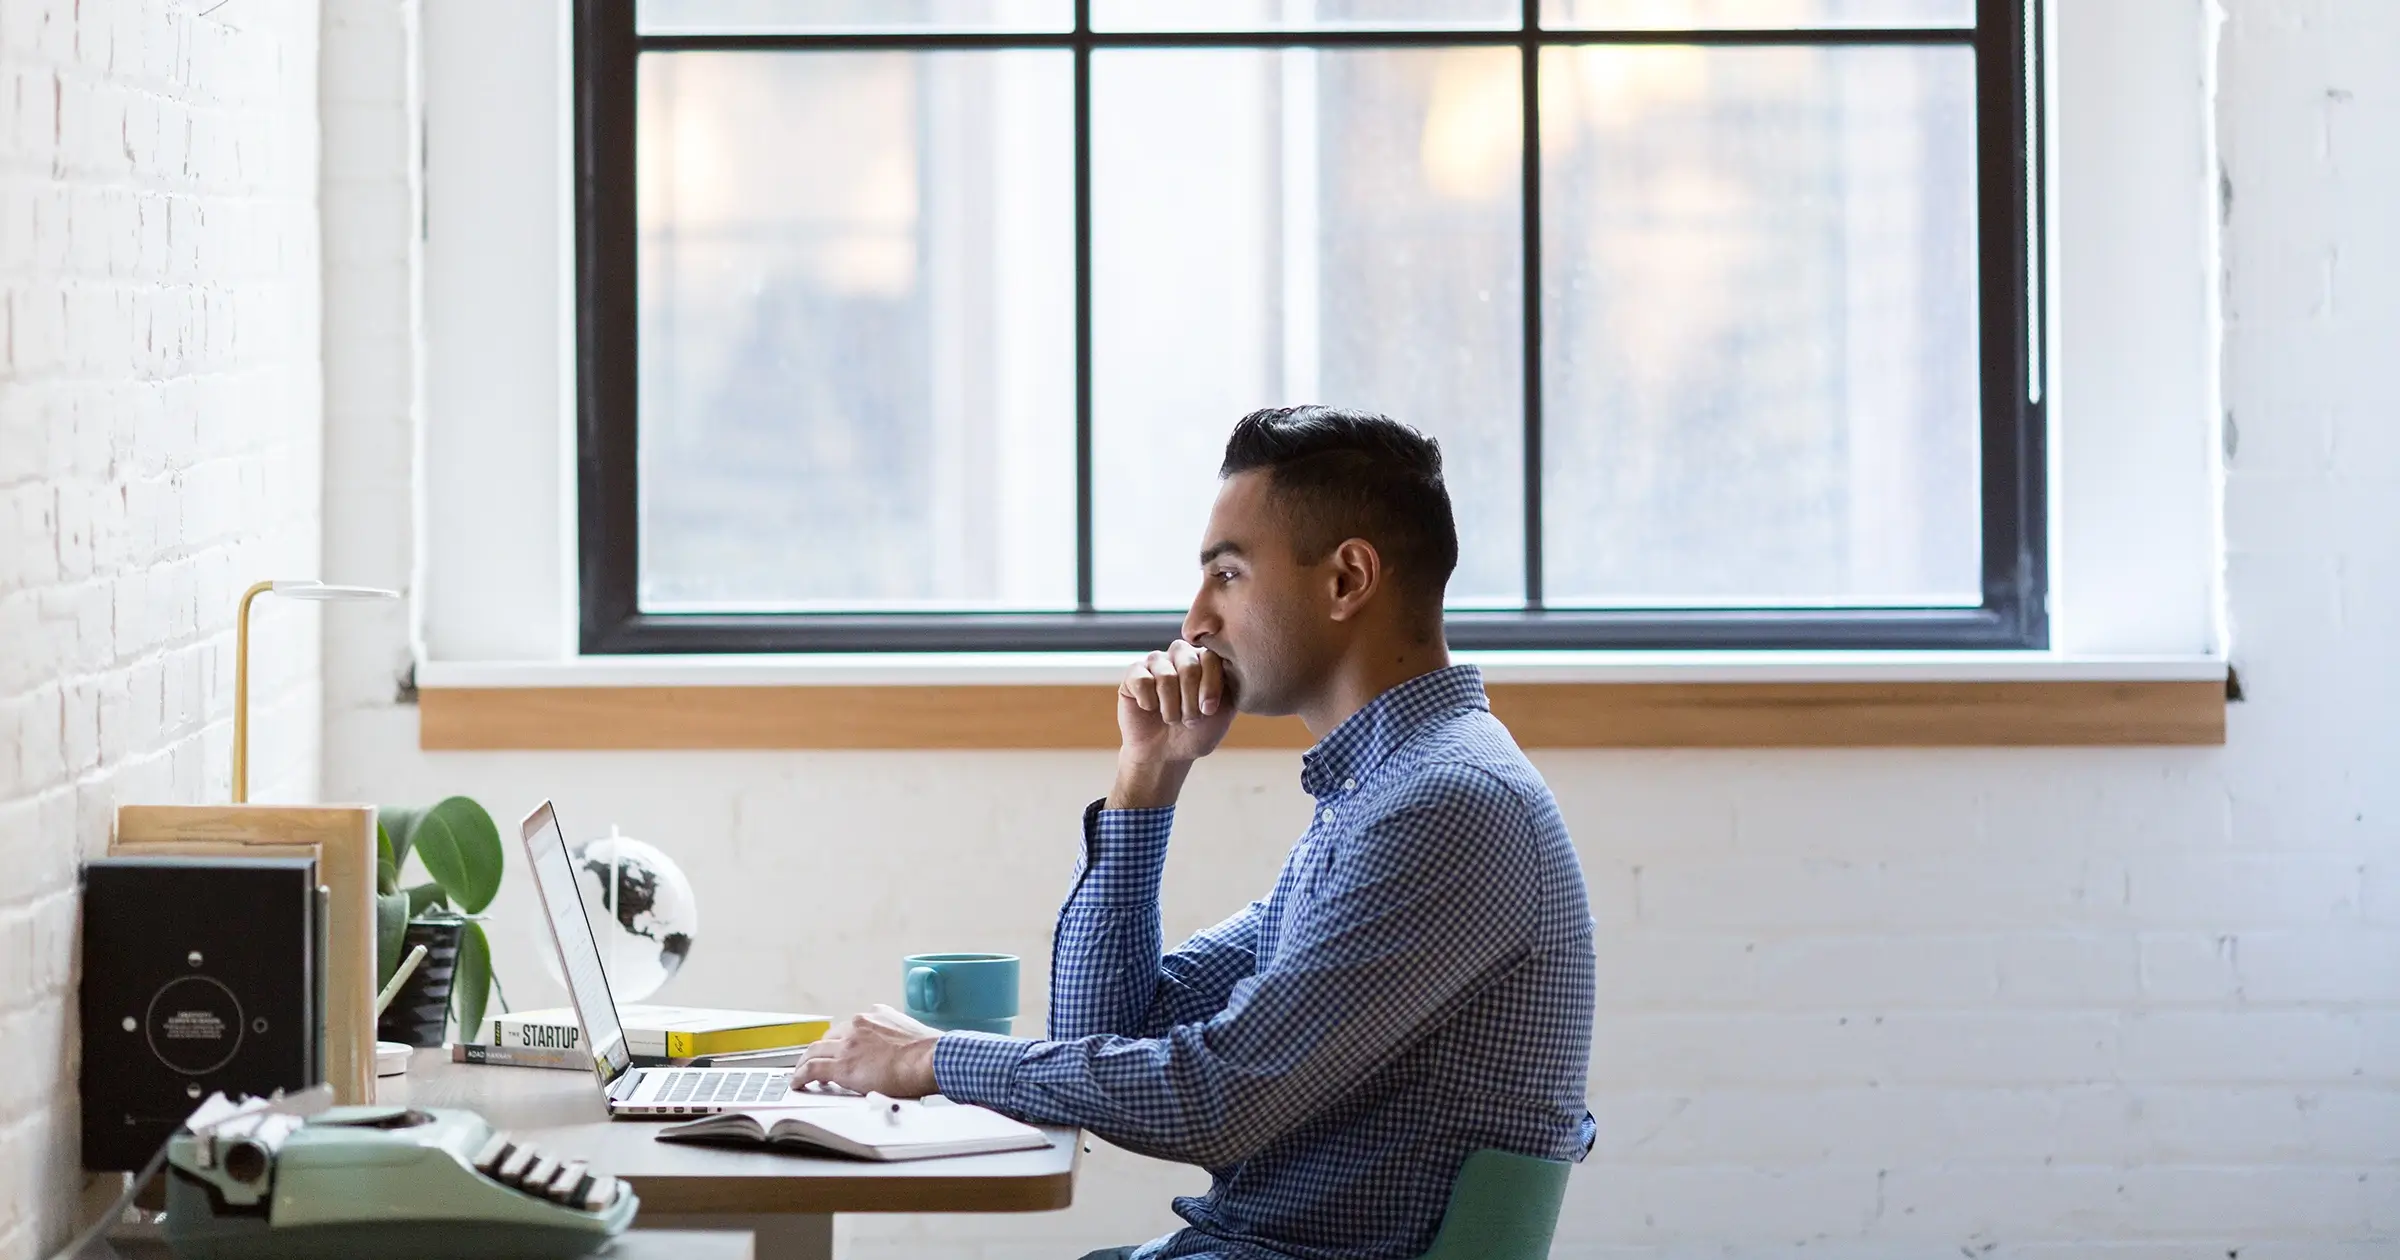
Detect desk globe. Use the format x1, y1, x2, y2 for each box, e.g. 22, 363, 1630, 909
568, 826, 697, 1002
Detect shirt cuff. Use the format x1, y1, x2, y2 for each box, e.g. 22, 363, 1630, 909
932, 1030, 1032, 1107
1078, 798, 1175, 903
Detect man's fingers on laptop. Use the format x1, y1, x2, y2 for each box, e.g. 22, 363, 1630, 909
794, 1032, 849, 1088
789, 1008, 937, 1097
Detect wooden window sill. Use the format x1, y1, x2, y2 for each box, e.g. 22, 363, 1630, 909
415, 656, 2227, 750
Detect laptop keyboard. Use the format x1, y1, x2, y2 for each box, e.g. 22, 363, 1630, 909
656, 1070, 784, 1106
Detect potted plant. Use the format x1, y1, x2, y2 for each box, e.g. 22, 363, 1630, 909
375, 796, 506, 1046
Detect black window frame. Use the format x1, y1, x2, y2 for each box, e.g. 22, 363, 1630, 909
576, 0, 2046, 654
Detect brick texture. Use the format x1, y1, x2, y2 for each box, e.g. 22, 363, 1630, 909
0, 2, 321, 1256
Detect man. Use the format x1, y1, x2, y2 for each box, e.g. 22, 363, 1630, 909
799, 406, 1596, 1260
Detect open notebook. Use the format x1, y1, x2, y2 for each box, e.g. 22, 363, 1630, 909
656, 1094, 1049, 1162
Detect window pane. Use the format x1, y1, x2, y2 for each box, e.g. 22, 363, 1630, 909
636, 51, 1078, 611
1539, 44, 1981, 607
1091, 47, 1525, 612
1094, 0, 1519, 31
637, 0, 1073, 34
1541, 0, 1973, 27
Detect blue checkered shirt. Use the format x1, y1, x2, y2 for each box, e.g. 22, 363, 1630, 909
934, 665, 1596, 1260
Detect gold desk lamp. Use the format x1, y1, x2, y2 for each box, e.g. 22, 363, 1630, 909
234, 579, 400, 802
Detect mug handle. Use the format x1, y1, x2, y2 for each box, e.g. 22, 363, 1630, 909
906, 966, 943, 1014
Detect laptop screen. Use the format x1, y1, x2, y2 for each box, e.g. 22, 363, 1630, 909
520, 801, 632, 1086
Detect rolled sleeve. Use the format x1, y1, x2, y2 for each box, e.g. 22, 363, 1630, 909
931, 1030, 1032, 1107
1079, 801, 1175, 904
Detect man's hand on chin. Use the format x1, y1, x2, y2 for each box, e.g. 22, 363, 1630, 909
1111, 639, 1239, 810
793, 1004, 942, 1097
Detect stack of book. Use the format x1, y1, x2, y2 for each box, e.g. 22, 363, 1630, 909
454, 1005, 830, 1070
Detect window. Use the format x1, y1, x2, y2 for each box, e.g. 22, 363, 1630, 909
576, 0, 2042, 653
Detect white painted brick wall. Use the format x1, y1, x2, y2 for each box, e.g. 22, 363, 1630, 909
0, 3, 321, 1256
309, 1, 2398, 1257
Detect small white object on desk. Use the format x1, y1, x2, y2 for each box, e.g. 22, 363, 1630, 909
375, 943, 431, 1017
371, 943, 432, 1077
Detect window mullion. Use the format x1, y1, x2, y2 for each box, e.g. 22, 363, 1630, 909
1074, 0, 1096, 613
1520, 0, 1544, 611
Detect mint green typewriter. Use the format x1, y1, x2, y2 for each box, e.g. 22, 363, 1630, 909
161, 1103, 638, 1260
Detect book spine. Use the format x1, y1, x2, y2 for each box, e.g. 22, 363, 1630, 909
665, 1020, 831, 1059
451, 1042, 593, 1072
487, 1016, 589, 1055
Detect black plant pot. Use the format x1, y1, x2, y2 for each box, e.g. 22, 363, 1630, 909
377, 917, 464, 1047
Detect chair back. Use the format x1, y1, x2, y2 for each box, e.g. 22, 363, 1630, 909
1414, 1148, 1571, 1260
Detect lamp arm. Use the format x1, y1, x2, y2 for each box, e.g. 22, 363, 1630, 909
233, 580, 273, 803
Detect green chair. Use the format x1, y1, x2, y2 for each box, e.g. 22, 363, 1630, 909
1415, 1148, 1572, 1260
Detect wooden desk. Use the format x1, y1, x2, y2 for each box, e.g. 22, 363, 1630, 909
384, 1050, 1080, 1260
91, 1225, 755, 1260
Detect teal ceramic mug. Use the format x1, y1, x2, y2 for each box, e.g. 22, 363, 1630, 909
903, 953, 1019, 1035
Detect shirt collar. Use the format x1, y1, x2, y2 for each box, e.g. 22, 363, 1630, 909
1298, 664, 1489, 798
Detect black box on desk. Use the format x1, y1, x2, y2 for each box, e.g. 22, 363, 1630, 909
80, 855, 323, 1170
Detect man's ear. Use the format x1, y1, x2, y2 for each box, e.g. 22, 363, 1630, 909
1324, 538, 1381, 622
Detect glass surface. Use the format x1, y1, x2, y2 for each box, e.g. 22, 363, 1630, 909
1539, 44, 1981, 607
1542, 0, 1974, 27
1094, 0, 1519, 31
638, 0, 1074, 34
636, 51, 1078, 611
525, 808, 628, 1081
1090, 47, 1526, 611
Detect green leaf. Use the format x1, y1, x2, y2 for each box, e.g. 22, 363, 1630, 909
452, 920, 494, 1044
405, 882, 448, 916
411, 796, 504, 915
376, 821, 399, 896
375, 891, 410, 989
380, 805, 427, 871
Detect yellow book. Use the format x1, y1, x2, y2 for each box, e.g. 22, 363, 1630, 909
488, 1004, 828, 1060
663, 1018, 831, 1058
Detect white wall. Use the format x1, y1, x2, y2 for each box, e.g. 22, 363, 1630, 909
0, 2, 324, 1256
316, 2, 2400, 1258
2051, 0, 2224, 655
318, 0, 420, 711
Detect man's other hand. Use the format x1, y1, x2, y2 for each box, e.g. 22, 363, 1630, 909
1113, 641, 1236, 806
793, 1004, 940, 1097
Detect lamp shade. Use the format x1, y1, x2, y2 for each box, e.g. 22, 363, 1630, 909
269, 580, 400, 600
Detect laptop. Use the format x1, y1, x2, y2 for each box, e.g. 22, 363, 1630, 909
520, 800, 799, 1118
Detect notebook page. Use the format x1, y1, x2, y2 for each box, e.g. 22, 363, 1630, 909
773, 1098, 1045, 1155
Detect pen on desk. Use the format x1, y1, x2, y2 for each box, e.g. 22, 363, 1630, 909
865, 1092, 903, 1123
374, 944, 430, 1019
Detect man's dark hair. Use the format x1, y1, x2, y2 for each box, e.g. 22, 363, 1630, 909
1219, 406, 1459, 618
